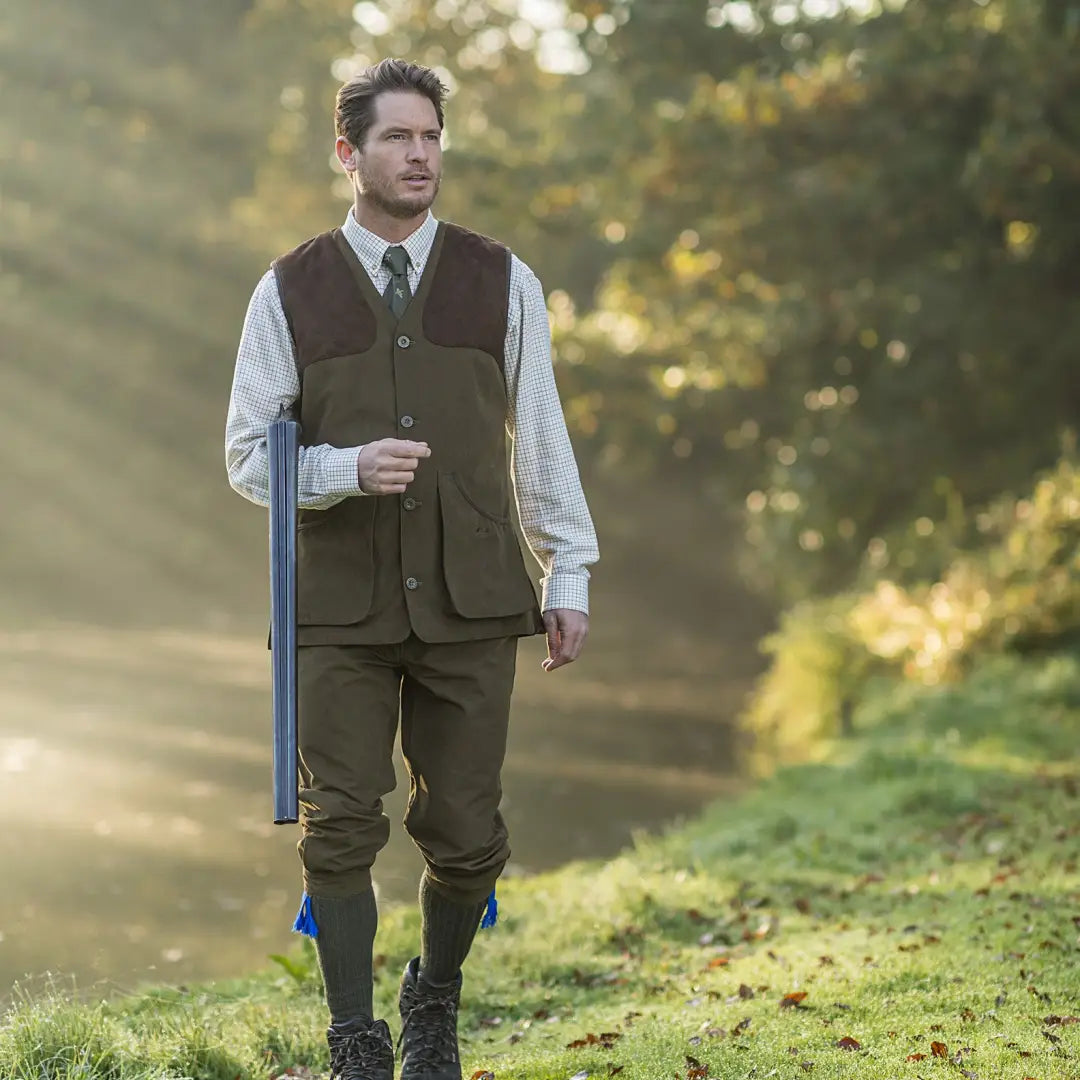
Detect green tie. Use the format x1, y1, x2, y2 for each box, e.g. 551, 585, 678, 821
382, 245, 412, 318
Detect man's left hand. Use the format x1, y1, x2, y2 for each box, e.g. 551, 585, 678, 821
541, 608, 589, 672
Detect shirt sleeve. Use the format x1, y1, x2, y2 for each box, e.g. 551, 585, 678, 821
505, 255, 600, 615
225, 270, 370, 510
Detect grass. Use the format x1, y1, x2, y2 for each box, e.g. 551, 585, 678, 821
3, 652, 1080, 1079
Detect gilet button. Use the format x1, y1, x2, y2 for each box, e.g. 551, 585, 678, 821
405, 576, 420, 590
396, 334, 412, 348
400, 415, 415, 428
402, 496, 417, 511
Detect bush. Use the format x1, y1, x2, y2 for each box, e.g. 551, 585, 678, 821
743, 452, 1080, 767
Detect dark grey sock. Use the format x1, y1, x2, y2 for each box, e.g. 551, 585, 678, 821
418, 873, 487, 988
311, 889, 379, 1025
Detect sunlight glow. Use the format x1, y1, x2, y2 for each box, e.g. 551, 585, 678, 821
352, 2, 391, 36
537, 28, 590, 74
518, 0, 567, 31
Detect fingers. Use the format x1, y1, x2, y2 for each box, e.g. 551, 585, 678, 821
387, 440, 430, 459
364, 441, 431, 494
541, 611, 588, 672
544, 633, 583, 671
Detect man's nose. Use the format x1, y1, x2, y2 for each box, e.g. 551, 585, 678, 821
406, 138, 428, 161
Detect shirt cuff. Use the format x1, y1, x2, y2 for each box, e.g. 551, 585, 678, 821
541, 572, 590, 616
323, 446, 369, 497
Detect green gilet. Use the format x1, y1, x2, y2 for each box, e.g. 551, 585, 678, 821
271, 220, 545, 646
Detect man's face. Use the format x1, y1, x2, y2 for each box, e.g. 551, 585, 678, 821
344, 90, 442, 219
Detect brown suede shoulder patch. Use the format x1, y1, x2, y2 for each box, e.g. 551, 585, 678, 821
424, 222, 509, 371
272, 230, 376, 372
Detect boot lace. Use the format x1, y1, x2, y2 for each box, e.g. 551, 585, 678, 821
399, 992, 460, 1070
329, 1020, 392, 1080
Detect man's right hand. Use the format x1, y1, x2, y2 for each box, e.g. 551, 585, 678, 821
357, 439, 431, 495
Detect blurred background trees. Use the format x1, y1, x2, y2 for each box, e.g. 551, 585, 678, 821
2, 0, 1077, 656
6, 0, 1077, 991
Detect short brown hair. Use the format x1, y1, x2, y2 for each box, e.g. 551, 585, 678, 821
335, 58, 447, 150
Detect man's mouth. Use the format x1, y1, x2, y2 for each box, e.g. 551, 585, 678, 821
403, 174, 431, 185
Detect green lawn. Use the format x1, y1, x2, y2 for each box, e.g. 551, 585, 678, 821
3, 653, 1079, 1079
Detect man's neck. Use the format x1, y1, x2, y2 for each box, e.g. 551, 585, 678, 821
351, 201, 429, 244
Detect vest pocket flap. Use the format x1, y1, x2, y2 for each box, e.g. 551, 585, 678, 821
298, 499, 349, 530
297, 496, 377, 625
438, 471, 536, 619
444, 471, 511, 524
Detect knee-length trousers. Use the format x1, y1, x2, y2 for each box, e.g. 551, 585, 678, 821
296, 633, 518, 904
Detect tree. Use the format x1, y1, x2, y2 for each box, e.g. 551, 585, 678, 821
553, 0, 1080, 599
239, 0, 1080, 604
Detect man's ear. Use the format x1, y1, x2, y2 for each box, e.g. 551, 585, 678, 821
335, 136, 358, 173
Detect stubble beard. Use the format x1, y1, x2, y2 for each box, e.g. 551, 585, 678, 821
357, 162, 441, 220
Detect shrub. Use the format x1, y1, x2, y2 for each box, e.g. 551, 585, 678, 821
743, 452, 1080, 767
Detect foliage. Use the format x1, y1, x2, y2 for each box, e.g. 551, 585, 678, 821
267, 935, 320, 989
0, 0, 289, 625
744, 450, 1080, 764
6, 0, 1080, 619
232, 0, 1080, 605
553, 0, 1080, 598
740, 592, 881, 770
4, 651, 1080, 1077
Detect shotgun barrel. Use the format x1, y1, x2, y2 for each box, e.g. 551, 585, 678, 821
267, 415, 300, 825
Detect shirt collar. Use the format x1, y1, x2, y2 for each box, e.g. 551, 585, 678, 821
341, 207, 438, 278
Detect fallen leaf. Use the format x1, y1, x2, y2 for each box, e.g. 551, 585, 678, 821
931, 1041, 949, 1058
685, 1055, 708, 1080
818, 955, 834, 966
780, 992, 808, 1009
707, 956, 730, 968
795, 897, 812, 914
608, 1068, 624, 1077
907, 1053, 927, 1061
836, 1036, 861, 1051
566, 1032, 621, 1051
733, 1017, 752, 1035
800, 1063, 814, 1073
470, 1072, 495, 1080
738, 983, 755, 999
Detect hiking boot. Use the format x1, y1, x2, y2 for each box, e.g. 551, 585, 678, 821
397, 956, 463, 1080
327, 1016, 394, 1080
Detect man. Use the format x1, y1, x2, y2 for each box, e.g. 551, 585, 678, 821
225, 58, 599, 1080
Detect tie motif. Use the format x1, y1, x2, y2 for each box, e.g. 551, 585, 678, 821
382, 245, 412, 318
